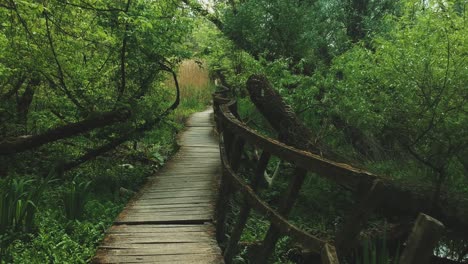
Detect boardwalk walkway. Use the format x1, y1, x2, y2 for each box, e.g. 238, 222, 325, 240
93, 108, 224, 263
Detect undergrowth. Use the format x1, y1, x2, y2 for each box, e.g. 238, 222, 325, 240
0, 60, 214, 263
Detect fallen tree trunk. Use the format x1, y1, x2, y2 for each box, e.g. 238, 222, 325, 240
246, 75, 346, 162
0, 109, 131, 155
245, 74, 468, 234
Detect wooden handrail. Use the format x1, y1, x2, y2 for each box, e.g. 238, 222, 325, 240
219, 139, 329, 252
213, 92, 340, 263
212, 89, 445, 264
218, 103, 378, 191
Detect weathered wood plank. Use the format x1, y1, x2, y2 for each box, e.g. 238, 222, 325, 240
98, 243, 217, 251
102, 234, 216, 244
108, 224, 214, 233
95, 255, 223, 263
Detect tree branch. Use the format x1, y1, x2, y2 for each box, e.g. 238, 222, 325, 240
0, 109, 130, 155
62, 0, 125, 12
117, 0, 131, 103
44, 10, 86, 112
62, 63, 180, 171
181, 0, 224, 30
2, 75, 26, 100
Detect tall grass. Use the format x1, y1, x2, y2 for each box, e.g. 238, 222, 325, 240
177, 60, 212, 96
353, 225, 401, 264
62, 177, 92, 220
0, 177, 46, 234
165, 60, 215, 122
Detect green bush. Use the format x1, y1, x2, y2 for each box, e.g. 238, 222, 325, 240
0, 176, 49, 261
7, 207, 113, 264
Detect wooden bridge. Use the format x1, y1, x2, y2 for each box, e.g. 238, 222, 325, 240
93, 109, 224, 263
93, 88, 446, 264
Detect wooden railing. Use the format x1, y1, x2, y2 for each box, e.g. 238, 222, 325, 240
212, 88, 445, 264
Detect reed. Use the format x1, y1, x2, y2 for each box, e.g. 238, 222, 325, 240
165, 60, 215, 123
166, 60, 213, 105
62, 177, 92, 220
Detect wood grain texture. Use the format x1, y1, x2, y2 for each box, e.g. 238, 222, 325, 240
93, 108, 224, 264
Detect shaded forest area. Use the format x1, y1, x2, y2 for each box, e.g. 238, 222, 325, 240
188, 0, 467, 263
1, 0, 467, 263
0, 0, 213, 261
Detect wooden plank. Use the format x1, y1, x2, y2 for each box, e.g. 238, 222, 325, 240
122, 210, 213, 216
131, 198, 213, 205
100, 241, 219, 250
150, 179, 214, 184
103, 234, 216, 244
116, 215, 212, 224
139, 191, 213, 198
140, 192, 213, 200
150, 181, 215, 186
156, 169, 218, 174
139, 192, 214, 198
93, 254, 222, 264
153, 173, 216, 178
143, 187, 214, 193
129, 204, 213, 210
108, 225, 214, 233
98, 243, 219, 256
146, 178, 214, 185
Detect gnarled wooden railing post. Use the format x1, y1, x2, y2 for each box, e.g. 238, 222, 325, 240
252, 168, 308, 264
213, 88, 233, 246
335, 179, 384, 256
399, 213, 444, 264
223, 151, 271, 264
228, 135, 244, 172
215, 132, 232, 245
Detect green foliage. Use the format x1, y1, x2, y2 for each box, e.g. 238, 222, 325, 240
0, 176, 48, 244
0, 177, 36, 234
7, 204, 117, 264
199, 0, 468, 262
354, 228, 400, 264
0, 176, 49, 260
327, 0, 468, 188
62, 177, 92, 220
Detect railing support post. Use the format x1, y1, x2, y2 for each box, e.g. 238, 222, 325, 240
336, 180, 384, 256
223, 152, 271, 264
253, 167, 308, 264
321, 243, 339, 264
216, 133, 233, 245
216, 168, 232, 245
399, 213, 444, 264
229, 136, 244, 172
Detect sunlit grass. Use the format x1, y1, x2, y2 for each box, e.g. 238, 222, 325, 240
166, 60, 215, 123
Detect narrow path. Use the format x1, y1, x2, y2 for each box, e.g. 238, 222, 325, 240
93, 108, 224, 264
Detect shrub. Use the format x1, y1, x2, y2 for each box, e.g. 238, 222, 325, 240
63, 177, 92, 220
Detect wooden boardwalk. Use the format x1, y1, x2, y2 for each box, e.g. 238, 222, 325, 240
93, 108, 224, 264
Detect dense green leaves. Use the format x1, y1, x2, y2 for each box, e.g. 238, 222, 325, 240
327, 0, 467, 188
196, 0, 468, 262
0, 0, 214, 262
